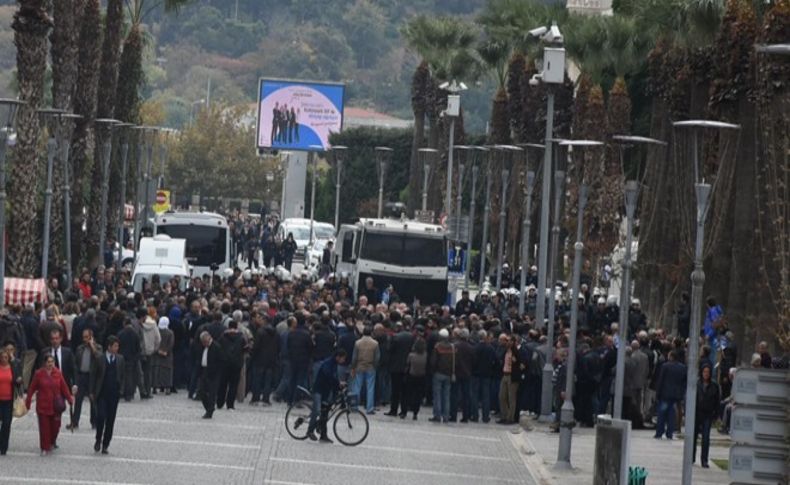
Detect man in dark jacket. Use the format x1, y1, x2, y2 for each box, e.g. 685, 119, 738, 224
90, 336, 125, 454
454, 290, 474, 316
250, 314, 279, 405
217, 322, 245, 410
450, 329, 474, 422
117, 318, 141, 401
654, 350, 687, 440
286, 319, 313, 405
385, 323, 414, 417
576, 343, 602, 427
198, 331, 224, 419
471, 330, 497, 423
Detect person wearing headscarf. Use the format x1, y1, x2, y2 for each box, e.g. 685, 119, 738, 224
151, 317, 174, 395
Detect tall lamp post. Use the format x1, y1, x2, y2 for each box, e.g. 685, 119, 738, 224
418, 148, 438, 213
674, 120, 740, 485
37, 108, 68, 278
541, 139, 567, 419
142, 127, 160, 239
463, 147, 482, 290
526, 22, 566, 421
375, 146, 393, 218
517, 143, 543, 315
439, 80, 467, 225
453, 145, 470, 242
308, 145, 323, 243
55, 112, 82, 284
0, 98, 24, 308
610, 135, 667, 420
95, 118, 121, 266
555, 139, 604, 468
478, 147, 493, 289
115, 123, 135, 272
330, 145, 348, 230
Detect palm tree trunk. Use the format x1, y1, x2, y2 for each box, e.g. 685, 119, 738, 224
9, 1, 52, 277
97, 0, 125, 246
49, 0, 83, 276
69, 0, 102, 268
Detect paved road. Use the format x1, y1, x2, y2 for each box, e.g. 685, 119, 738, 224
2, 394, 535, 485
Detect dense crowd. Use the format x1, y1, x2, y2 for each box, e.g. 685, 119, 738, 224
0, 250, 786, 460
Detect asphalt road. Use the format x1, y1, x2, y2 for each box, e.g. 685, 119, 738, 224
2, 393, 535, 485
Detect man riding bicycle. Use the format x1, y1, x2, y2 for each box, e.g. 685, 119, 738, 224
307, 349, 348, 443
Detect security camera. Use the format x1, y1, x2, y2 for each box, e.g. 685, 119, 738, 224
543, 23, 563, 44
439, 81, 450, 90
528, 26, 548, 38
529, 73, 543, 86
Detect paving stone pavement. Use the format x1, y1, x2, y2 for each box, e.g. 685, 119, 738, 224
0, 394, 536, 485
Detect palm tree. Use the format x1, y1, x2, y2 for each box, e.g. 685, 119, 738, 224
69, 0, 102, 267
97, 0, 125, 247
9, 0, 53, 277
49, 0, 84, 274
406, 61, 431, 214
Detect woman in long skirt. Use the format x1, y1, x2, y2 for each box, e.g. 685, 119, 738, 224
151, 317, 174, 395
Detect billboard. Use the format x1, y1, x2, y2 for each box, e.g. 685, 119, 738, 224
256, 78, 345, 152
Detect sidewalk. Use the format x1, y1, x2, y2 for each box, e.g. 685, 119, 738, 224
509, 419, 731, 485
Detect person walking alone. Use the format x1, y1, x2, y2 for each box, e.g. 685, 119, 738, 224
693, 364, 720, 468
90, 336, 125, 454
26, 355, 73, 455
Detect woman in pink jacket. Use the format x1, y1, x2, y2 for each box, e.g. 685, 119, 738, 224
26, 354, 73, 455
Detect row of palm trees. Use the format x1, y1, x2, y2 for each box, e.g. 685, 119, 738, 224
402, 0, 788, 350
8, 0, 190, 278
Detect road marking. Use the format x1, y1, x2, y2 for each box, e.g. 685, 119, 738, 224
270, 457, 519, 483
274, 437, 507, 461
0, 478, 149, 485
264, 481, 317, 485
9, 451, 254, 471
116, 416, 263, 431
379, 425, 500, 442
13, 429, 259, 450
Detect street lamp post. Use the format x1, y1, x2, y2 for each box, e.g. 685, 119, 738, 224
37, 108, 68, 278
464, 147, 482, 290
308, 145, 323, 243
556, 139, 604, 468
674, 120, 740, 485
95, 118, 121, 267
54, 112, 82, 284
517, 144, 543, 315
454, 146, 470, 242
0, 98, 24, 308
375, 146, 393, 219
418, 148, 438, 213
610, 135, 667, 420
440, 80, 467, 226
116, 123, 134, 272
479, 147, 493, 289
541, 140, 566, 418
331, 145, 348, 230
141, 127, 159, 240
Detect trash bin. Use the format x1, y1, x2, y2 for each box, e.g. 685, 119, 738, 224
628, 466, 648, 485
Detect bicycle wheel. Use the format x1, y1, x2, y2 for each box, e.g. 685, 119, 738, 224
284, 401, 313, 440
332, 408, 369, 446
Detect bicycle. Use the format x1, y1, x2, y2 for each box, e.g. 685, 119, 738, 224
284, 385, 369, 446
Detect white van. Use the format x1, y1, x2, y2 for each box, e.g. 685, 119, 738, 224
131, 235, 190, 292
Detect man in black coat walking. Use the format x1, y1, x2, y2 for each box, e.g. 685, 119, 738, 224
250, 313, 279, 405
654, 350, 687, 440
198, 331, 224, 419
90, 336, 125, 454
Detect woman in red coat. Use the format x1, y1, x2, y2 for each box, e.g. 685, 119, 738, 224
25, 354, 73, 455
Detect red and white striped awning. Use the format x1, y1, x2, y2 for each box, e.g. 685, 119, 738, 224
125, 203, 135, 221
4, 278, 47, 306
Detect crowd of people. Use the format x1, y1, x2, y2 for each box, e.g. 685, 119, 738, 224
0, 253, 786, 460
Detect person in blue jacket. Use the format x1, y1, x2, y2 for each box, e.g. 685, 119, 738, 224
307, 349, 347, 443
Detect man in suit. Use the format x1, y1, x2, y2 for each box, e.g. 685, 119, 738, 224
384, 321, 414, 417
70, 328, 103, 430
654, 350, 687, 440
40, 328, 76, 391
90, 336, 124, 454
198, 331, 223, 419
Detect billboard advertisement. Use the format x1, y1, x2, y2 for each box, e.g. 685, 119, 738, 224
256, 78, 345, 152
